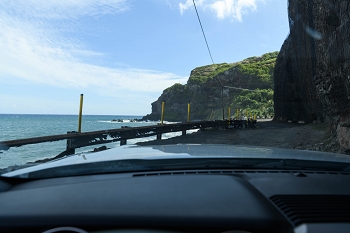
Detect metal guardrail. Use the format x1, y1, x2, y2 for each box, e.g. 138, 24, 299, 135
0, 120, 239, 156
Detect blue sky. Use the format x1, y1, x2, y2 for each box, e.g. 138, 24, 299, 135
0, 0, 289, 115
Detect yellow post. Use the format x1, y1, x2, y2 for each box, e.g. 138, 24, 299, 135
187, 103, 191, 122
254, 114, 257, 121
246, 109, 248, 118
228, 107, 231, 120
161, 102, 165, 125
78, 94, 83, 133
209, 110, 213, 121
236, 108, 239, 120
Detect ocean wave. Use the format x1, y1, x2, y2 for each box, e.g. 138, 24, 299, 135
98, 120, 150, 123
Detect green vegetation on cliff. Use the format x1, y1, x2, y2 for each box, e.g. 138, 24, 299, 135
237, 52, 278, 87
232, 89, 274, 118
144, 52, 278, 121
187, 63, 233, 85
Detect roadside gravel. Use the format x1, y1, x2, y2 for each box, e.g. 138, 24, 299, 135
137, 119, 346, 154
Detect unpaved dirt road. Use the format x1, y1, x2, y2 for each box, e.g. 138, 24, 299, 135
138, 119, 341, 153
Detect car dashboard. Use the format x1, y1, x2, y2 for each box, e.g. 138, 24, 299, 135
1, 169, 350, 233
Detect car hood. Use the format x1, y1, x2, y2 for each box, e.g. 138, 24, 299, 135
3, 144, 350, 177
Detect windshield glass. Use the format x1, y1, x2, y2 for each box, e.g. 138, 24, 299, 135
1, 0, 349, 175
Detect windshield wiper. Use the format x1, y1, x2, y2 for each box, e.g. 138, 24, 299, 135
9, 158, 249, 179
6, 158, 350, 179
252, 159, 350, 171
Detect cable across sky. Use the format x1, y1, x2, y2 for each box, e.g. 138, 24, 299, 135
191, 0, 257, 92
192, 0, 214, 65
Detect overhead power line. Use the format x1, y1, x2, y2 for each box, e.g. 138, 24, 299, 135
191, 0, 255, 96
192, 0, 214, 65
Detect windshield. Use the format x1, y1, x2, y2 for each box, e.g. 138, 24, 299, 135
1, 0, 349, 176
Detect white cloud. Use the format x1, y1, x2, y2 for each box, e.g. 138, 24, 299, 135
179, 0, 260, 21
0, 22, 185, 93
179, 0, 190, 15
0, 0, 187, 96
165, 0, 174, 9
0, 0, 129, 20
179, 0, 204, 15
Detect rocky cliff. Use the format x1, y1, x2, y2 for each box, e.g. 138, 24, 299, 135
274, 0, 350, 150
143, 52, 277, 122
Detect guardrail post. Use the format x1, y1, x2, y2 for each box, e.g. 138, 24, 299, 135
161, 102, 165, 125
157, 133, 162, 140
187, 103, 191, 122
78, 94, 84, 133
227, 107, 231, 128
66, 131, 77, 155
222, 87, 224, 120
208, 110, 213, 121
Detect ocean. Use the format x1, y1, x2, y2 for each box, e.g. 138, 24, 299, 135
0, 114, 187, 169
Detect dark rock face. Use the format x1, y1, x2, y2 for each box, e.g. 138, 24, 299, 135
274, 0, 350, 148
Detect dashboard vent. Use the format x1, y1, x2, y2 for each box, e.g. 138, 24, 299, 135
133, 170, 350, 177
270, 195, 350, 226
